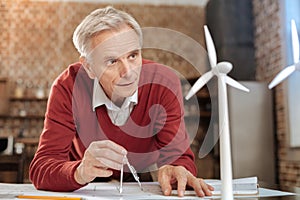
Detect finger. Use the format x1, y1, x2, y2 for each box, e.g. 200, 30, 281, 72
84, 166, 113, 180
88, 141, 127, 169
75, 159, 113, 184
94, 148, 126, 165
93, 167, 113, 178
207, 183, 214, 191
93, 140, 127, 155
158, 171, 172, 196
83, 150, 108, 169
97, 157, 123, 170
187, 177, 203, 197
176, 175, 187, 197
199, 179, 213, 196
189, 178, 212, 197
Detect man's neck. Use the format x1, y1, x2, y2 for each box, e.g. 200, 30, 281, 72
112, 97, 125, 108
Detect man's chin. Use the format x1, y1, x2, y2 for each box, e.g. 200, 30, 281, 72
112, 87, 137, 98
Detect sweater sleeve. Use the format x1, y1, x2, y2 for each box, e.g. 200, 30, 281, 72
154, 70, 197, 176
29, 66, 86, 191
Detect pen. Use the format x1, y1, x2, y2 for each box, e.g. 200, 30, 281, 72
17, 195, 82, 200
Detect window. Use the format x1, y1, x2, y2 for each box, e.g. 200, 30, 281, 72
282, 0, 300, 147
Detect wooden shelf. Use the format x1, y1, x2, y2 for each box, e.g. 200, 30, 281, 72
15, 137, 39, 145
0, 115, 44, 119
9, 97, 48, 101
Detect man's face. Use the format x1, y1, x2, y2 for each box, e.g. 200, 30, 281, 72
86, 25, 142, 101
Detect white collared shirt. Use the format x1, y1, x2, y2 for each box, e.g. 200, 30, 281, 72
92, 79, 138, 126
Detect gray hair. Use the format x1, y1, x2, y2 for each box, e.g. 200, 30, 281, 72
73, 6, 143, 57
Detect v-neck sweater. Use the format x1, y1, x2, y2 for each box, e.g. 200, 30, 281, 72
29, 59, 196, 192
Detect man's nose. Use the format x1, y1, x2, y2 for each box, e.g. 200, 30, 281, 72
119, 59, 131, 77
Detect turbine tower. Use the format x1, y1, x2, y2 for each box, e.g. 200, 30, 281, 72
185, 25, 250, 200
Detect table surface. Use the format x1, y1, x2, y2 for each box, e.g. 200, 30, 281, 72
0, 181, 299, 200
244, 182, 300, 200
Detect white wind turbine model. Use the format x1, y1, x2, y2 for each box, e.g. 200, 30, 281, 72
269, 19, 300, 89
185, 25, 250, 200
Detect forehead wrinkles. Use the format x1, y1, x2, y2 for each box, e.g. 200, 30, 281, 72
88, 29, 140, 62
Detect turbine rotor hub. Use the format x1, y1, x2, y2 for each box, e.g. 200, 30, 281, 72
215, 62, 233, 74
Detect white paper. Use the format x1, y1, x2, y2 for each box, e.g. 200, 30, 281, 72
0, 181, 296, 200
72, 182, 296, 200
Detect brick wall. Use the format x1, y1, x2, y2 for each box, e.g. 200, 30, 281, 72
252, 0, 300, 187
0, 0, 205, 138
0, 0, 213, 182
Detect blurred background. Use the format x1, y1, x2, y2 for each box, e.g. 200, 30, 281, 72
0, 0, 299, 190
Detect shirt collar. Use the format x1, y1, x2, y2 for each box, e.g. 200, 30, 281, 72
92, 78, 138, 111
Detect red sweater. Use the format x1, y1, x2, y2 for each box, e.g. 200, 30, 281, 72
29, 59, 196, 191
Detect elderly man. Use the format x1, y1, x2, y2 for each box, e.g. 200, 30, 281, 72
29, 6, 213, 197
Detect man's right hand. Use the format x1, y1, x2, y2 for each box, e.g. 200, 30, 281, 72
74, 140, 127, 185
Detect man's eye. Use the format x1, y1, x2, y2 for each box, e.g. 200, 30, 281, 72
107, 59, 117, 65
129, 53, 137, 60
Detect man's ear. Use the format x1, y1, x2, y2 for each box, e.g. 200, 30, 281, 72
79, 56, 96, 79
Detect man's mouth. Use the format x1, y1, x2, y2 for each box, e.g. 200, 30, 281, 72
116, 79, 136, 87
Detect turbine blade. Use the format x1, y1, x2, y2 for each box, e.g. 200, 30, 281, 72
268, 65, 296, 89
291, 19, 299, 63
185, 71, 214, 100
204, 25, 217, 67
225, 77, 250, 92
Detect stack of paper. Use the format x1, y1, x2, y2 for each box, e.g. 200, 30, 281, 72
204, 177, 258, 195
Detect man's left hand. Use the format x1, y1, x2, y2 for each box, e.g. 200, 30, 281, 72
158, 165, 214, 197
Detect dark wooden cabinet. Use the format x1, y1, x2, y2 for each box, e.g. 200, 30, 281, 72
0, 153, 25, 183
0, 97, 45, 183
